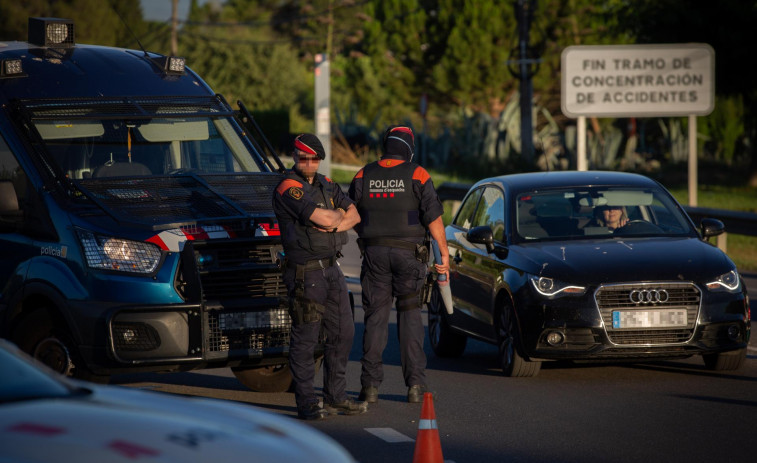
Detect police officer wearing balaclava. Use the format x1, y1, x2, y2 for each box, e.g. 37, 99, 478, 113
273, 133, 367, 420
348, 126, 450, 404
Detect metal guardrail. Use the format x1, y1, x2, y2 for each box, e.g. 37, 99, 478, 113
436, 183, 757, 239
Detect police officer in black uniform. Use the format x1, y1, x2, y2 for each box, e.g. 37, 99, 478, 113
273, 133, 367, 420
348, 126, 449, 404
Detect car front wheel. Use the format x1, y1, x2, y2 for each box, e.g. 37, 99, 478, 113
427, 285, 467, 357
495, 303, 540, 377
702, 347, 746, 371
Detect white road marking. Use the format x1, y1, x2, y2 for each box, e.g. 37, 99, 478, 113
365, 428, 414, 443
364, 428, 458, 462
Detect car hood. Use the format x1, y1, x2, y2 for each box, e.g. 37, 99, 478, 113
0, 383, 354, 463
512, 237, 732, 284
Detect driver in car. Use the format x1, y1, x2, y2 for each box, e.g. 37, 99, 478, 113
586, 205, 629, 231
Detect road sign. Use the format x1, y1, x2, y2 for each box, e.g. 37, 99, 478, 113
561, 44, 714, 118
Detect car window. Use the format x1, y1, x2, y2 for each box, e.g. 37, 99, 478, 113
453, 187, 483, 229
514, 186, 695, 242
471, 187, 505, 242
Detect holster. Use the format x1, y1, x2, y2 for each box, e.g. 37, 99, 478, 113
420, 272, 435, 305
288, 263, 326, 325
414, 242, 429, 263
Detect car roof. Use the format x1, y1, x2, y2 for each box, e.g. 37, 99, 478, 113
0, 41, 211, 102
472, 170, 662, 194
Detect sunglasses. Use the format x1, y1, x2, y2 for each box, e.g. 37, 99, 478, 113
295, 155, 320, 163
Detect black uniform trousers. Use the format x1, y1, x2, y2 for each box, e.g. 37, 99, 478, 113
284, 263, 354, 410
360, 245, 427, 389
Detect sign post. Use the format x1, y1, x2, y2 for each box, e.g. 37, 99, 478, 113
314, 53, 331, 177
561, 44, 714, 206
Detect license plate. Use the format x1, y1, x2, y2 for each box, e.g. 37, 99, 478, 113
612, 309, 687, 329
218, 310, 289, 331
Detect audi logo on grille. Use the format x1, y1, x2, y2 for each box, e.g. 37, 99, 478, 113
629, 289, 669, 304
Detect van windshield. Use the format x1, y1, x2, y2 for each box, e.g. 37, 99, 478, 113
34, 116, 264, 179
14, 95, 269, 180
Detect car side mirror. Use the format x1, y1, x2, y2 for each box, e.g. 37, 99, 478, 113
700, 218, 725, 239
467, 225, 495, 253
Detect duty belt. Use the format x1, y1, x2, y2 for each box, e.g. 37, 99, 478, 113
358, 237, 419, 251
291, 256, 337, 272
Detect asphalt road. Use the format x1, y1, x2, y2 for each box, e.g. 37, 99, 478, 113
114, 231, 756, 463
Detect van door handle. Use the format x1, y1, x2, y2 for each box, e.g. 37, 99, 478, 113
453, 253, 462, 264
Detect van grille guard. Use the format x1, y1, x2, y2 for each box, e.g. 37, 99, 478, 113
77, 172, 283, 230
13, 95, 235, 120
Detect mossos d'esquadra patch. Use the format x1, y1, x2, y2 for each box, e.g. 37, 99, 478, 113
288, 187, 304, 200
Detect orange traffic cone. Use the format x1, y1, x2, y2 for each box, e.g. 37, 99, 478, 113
412, 392, 443, 463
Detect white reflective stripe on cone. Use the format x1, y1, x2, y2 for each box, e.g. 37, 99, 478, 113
418, 419, 437, 430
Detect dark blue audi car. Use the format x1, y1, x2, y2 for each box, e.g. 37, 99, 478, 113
429, 171, 750, 377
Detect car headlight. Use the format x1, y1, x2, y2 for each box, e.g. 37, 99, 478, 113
706, 270, 740, 292
77, 229, 162, 274
530, 276, 586, 298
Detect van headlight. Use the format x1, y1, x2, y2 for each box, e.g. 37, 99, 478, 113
530, 276, 586, 298
77, 229, 162, 274
706, 270, 740, 292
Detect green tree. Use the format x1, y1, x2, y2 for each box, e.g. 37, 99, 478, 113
337, 0, 428, 127
606, 0, 757, 167
430, 0, 514, 116
176, 0, 313, 131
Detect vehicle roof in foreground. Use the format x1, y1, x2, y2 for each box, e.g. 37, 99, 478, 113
0, 339, 355, 462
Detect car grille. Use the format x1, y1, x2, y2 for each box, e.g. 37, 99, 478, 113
595, 282, 700, 345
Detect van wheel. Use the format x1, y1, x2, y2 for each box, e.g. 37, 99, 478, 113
12, 308, 110, 383
233, 364, 294, 392
702, 348, 746, 371
495, 304, 540, 377
427, 286, 467, 357
233, 355, 324, 393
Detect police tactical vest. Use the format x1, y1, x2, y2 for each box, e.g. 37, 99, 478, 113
282, 171, 347, 259
358, 161, 426, 239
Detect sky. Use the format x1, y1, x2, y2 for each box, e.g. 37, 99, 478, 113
139, 0, 214, 22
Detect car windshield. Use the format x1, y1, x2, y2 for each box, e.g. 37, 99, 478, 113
0, 342, 75, 403
33, 115, 264, 180
514, 186, 696, 242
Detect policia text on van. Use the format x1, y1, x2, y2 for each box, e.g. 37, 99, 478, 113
0, 18, 308, 392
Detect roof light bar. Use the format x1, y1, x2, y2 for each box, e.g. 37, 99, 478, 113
28, 17, 75, 48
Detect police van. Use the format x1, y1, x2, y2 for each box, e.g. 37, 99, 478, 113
0, 18, 299, 391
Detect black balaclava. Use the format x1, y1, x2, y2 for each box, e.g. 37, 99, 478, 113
382, 126, 415, 161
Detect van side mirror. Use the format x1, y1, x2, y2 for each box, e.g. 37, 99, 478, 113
0, 180, 20, 214
467, 225, 495, 253
0, 180, 22, 231
700, 218, 725, 239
